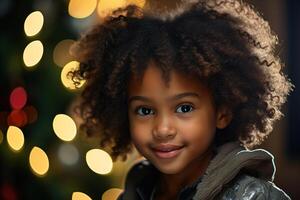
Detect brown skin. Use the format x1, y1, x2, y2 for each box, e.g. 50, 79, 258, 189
154, 149, 213, 199
72, 4, 292, 160
128, 62, 232, 199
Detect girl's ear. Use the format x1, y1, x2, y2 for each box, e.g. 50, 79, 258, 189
216, 106, 232, 129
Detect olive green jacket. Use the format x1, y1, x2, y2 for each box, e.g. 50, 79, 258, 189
118, 142, 291, 199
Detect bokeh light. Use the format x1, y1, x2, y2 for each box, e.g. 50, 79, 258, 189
102, 188, 123, 200
127, 0, 146, 7
53, 39, 75, 67
86, 149, 113, 175
61, 61, 85, 90
97, 0, 127, 18
23, 40, 44, 67
58, 143, 79, 166
9, 87, 27, 110
0, 129, 3, 144
7, 110, 28, 127
24, 11, 44, 37
72, 192, 92, 200
52, 114, 77, 141
0, 183, 18, 200
68, 0, 97, 19
6, 126, 25, 152
29, 146, 49, 176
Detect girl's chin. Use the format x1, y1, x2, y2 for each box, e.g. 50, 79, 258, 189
151, 161, 185, 175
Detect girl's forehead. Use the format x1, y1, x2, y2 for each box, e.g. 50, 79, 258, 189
128, 63, 210, 96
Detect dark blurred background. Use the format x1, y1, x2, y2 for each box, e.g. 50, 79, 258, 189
0, 0, 299, 199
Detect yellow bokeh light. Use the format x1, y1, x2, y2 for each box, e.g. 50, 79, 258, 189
97, 0, 127, 18
7, 126, 25, 152
102, 188, 123, 200
68, 0, 97, 19
29, 146, 49, 176
61, 61, 85, 90
72, 192, 92, 200
23, 40, 44, 67
86, 149, 113, 175
97, 0, 145, 18
24, 11, 44, 37
53, 39, 75, 67
52, 114, 77, 141
127, 0, 146, 7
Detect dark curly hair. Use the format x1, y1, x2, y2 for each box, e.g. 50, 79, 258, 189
70, 0, 292, 160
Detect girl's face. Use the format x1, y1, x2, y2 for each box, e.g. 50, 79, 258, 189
127, 63, 231, 175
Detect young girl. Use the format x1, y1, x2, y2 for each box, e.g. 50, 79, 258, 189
71, 0, 292, 199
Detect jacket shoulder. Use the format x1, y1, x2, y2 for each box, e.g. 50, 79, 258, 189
218, 175, 291, 200
125, 160, 154, 186
117, 160, 155, 200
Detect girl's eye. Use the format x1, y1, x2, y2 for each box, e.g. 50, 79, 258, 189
135, 107, 154, 116
176, 104, 194, 113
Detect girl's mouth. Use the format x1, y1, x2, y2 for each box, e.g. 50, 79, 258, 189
151, 144, 184, 159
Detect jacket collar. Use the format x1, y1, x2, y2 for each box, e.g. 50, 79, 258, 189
193, 141, 275, 199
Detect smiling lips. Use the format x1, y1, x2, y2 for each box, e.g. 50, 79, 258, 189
151, 144, 184, 159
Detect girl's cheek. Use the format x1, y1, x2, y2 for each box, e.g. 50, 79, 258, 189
130, 120, 152, 141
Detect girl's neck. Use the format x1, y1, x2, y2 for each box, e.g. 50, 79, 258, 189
155, 147, 214, 199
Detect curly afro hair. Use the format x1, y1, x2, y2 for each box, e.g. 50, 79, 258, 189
71, 0, 292, 160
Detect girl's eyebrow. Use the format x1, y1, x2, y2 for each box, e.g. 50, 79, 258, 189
128, 92, 200, 104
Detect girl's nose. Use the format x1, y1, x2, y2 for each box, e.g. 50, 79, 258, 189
152, 116, 177, 141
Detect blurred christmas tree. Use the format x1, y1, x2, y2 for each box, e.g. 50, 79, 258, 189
0, 0, 146, 199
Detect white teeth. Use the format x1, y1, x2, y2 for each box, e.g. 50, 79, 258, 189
160, 149, 172, 152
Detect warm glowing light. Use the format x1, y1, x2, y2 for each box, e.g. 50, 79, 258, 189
127, 0, 146, 7
52, 114, 77, 141
7, 126, 25, 152
24, 11, 44, 36
102, 188, 123, 200
29, 146, 49, 176
7, 110, 28, 127
97, 0, 127, 18
53, 39, 75, 67
0, 129, 3, 144
58, 143, 79, 166
23, 40, 44, 67
68, 0, 97, 19
72, 192, 92, 200
110, 149, 140, 177
61, 61, 85, 90
10, 87, 27, 109
86, 149, 113, 175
